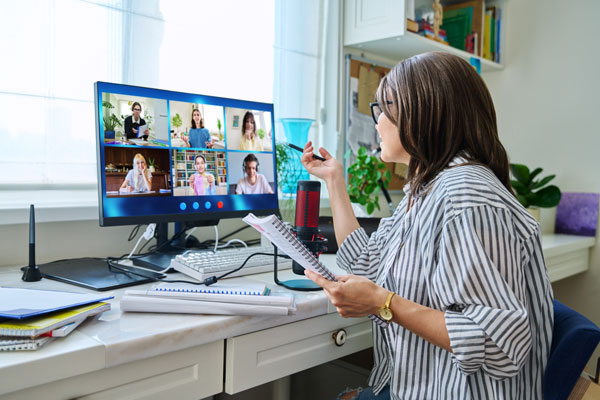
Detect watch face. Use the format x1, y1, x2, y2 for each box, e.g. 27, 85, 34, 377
380, 307, 393, 321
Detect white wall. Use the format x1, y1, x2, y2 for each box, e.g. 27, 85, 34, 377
483, 0, 600, 373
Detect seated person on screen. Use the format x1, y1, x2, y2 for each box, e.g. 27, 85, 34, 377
120, 153, 152, 193
124, 102, 149, 140
188, 154, 216, 196
184, 109, 213, 149
236, 153, 273, 195
238, 111, 263, 151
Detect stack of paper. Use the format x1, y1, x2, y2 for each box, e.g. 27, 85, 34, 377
0, 287, 113, 351
121, 282, 296, 316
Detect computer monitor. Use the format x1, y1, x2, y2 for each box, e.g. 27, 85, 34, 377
39, 82, 280, 290
95, 81, 279, 226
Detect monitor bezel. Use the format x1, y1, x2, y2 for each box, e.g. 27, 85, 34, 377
94, 81, 280, 227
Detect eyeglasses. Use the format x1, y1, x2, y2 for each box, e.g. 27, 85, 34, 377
369, 101, 393, 125
133, 108, 141, 112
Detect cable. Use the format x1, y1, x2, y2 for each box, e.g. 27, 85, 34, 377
203, 252, 291, 286
128, 224, 141, 241
126, 224, 156, 259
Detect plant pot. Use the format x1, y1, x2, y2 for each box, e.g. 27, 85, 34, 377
527, 207, 541, 222
104, 130, 115, 139
149, 166, 155, 173
351, 202, 370, 218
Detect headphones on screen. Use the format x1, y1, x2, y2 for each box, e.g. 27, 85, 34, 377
242, 154, 260, 174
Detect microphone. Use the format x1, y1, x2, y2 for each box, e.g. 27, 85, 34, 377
293, 180, 327, 275
22, 204, 42, 282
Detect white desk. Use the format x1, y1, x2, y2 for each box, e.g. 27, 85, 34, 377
0, 255, 373, 400
0, 235, 594, 399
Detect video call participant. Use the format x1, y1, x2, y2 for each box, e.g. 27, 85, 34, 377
238, 111, 263, 151
188, 154, 216, 196
124, 102, 149, 140
235, 153, 273, 194
120, 153, 152, 193
185, 109, 213, 149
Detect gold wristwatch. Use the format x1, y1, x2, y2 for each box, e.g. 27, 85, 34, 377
379, 291, 396, 322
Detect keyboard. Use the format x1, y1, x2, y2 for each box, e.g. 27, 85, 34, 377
169, 246, 293, 281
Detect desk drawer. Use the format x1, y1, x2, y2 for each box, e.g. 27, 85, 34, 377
225, 313, 372, 394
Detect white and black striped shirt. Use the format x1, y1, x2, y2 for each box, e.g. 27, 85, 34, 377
337, 159, 554, 399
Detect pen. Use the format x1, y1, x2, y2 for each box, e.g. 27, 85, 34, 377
287, 143, 326, 161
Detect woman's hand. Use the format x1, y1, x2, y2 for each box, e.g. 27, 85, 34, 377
188, 175, 194, 187
127, 185, 134, 192
207, 174, 215, 184
304, 270, 389, 318
300, 141, 343, 184
132, 128, 138, 134
144, 129, 149, 135
206, 141, 213, 148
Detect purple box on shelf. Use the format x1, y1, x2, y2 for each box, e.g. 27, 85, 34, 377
554, 192, 599, 237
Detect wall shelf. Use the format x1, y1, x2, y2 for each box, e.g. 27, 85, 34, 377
543, 234, 596, 282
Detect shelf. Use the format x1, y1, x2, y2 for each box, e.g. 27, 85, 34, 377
347, 32, 503, 73
542, 234, 596, 282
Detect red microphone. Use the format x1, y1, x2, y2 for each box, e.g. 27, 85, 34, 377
293, 181, 327, 275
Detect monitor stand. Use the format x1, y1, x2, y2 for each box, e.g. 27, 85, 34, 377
132, 221, 219, 272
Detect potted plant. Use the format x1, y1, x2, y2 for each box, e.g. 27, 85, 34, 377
510, 163, 561, 221
147, 157, 157, 173
346, 146, 392, 215
172, 113, 183, 135
102, 101, 122, 139
217, 118, 223, 140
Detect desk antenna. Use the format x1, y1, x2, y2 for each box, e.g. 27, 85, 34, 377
22, 204, 42, 282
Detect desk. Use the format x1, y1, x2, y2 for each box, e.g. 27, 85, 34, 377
0, 255, 373, 400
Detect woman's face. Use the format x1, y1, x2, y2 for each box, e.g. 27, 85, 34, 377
135, 158, 146, 171
133, 105, 141, 119
244, 118, 255, 135
195, 157, 206, 173
376, 112, 410, 165
193, 110, 201, 125
245, 161, 258, 179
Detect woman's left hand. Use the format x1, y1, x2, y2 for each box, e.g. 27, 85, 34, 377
304, 270, 389, 318
207, 174, 215, 184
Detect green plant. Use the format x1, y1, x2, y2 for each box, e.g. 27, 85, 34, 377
147, 157, 156, 169
346, 146, 391, 215
257, 128, 266, 140
102, 101, 122, 131
144, 110, 153, 133
510, 163, 561, 208
217, 118, 222, 133
172, 113, 183, 130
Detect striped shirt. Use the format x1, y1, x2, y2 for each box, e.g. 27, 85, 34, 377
337, 159, 554, 399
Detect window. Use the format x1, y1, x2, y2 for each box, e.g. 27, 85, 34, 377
0, 0, 274, 188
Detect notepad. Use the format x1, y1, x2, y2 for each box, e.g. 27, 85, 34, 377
0, 336, 53, 351
0, 302, 110, 337
0, 287, 113, 319
242, 213, 336, 281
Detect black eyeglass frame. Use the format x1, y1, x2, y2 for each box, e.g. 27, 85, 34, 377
369, 101, 394, 125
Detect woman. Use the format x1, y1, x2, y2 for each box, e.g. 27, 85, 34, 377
238, 111, 263, 151
186, 109, 213, 149
301, 52, 553, 399
124, 102, 149, 140
120, 153, 152, 192
235, 153, 273, 194
188, 154, 216, 196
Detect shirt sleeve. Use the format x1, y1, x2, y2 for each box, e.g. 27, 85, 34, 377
235, 179, 243, 194
435, 206, 533, 379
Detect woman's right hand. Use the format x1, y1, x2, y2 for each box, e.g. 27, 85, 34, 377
132, 128, 138, 134
300, 141, 343, 184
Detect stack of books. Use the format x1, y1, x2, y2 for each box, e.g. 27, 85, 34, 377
417, 20, 449, 45
0, 287, 112, 351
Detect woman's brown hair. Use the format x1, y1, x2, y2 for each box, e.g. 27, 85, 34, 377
376, 52, 512, 195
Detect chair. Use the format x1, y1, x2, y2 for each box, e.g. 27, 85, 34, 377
544, 300, 600, 400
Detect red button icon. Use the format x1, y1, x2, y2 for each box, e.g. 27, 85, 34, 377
217, 201, 223, 209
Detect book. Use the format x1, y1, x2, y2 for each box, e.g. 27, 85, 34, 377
0, 336, 53, 351
0, 287, 113, 320
242, 213, 336, 281
406, 18, 419, 33
120, 294, 293, 316
0, 302, 110, 337
126, 282, 294, 307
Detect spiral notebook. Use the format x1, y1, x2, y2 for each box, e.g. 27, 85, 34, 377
242, 213, 336, 281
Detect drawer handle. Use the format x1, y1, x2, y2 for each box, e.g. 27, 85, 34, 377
332, 329, 347, 347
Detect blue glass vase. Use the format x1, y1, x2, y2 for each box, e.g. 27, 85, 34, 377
279, 118, 314, 194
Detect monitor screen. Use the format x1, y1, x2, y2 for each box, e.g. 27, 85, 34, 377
94, 82, 279, 227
